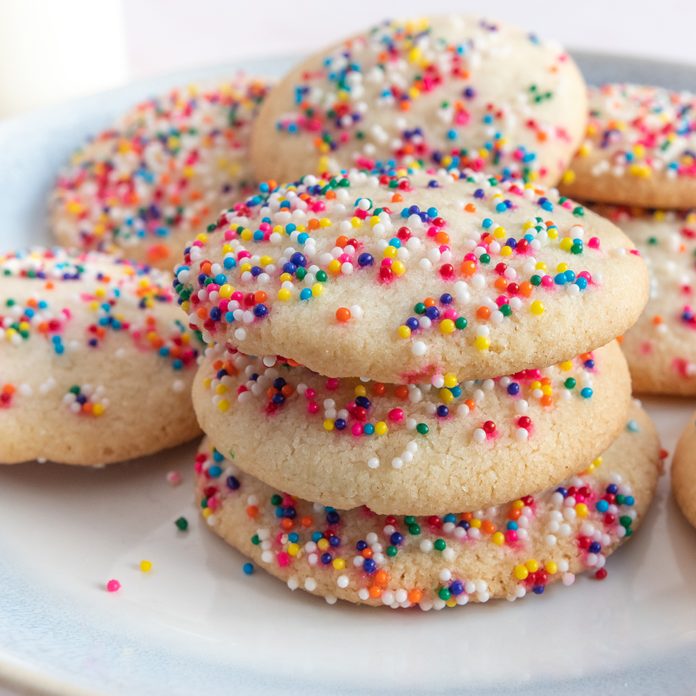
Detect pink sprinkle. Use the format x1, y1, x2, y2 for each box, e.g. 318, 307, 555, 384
106, 579, 121, 593
166, 470, 182, 486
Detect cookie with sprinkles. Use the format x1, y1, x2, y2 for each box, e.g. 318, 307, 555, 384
0, 248, 202, 465
250, 16, 587, 186
177, 167, 648, 383
193, 340, 630, 515
50, 76, 270, 270
195, 405, 660, 610
560, 84, 696, 209
672, 413, 696, 529
597, 206, 696, 395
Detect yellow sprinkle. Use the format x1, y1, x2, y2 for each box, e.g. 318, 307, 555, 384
556, 262, 569, 273
397, 325, 411, 339
354, 385, 367, 397
512, 499, 524, 510
317, 538, 329, 551
545, 561, 558, 575
500, 245, 512, 257
443, 373, 457, 389
559, 360, 573, 371
140, 560, 153, 573
439, 388, 454, 404
383, 246, 397, 259
92, 403, 106, 417
392, 260, 405, 276
327, 259, 341, 275
323, 419, 334, 432
277, 288, 291, 302
493, 226, 506, 239
474, 335, 490, 351
439, 318, 455, 334
491, 532, 505, 546
530, 300, 545, 316
214, 384, 228, 395
561, 169, 576, 185
559, 238, 573, 252
525, 559, 539, 573
202, 508, 213, 519
470, 518, 482, 529
287, 543, 300, 556
514, 564, 529, 580
217, 399, 230, 412
311, 283, 323, 297
219, 284, 233, 298
332, 558, 346, 571
575, 503, 588, 518
279, 272, 292, 283
375, 421, 388, 436
629, 162, 652, 178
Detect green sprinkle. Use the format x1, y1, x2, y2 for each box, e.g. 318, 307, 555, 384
175, 516, 189, 531
438, 586, 451, 601
416, 423, 429, 435
434, 538, 446, 551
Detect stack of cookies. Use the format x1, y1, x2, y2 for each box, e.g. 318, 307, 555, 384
171, 16, 665, 610
177, 165, 661, 609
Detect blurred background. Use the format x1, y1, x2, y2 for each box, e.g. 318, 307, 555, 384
2, 0, 695, 118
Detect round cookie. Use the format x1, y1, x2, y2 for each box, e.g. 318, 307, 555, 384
0, 248, 202, 465
560, 84, 696, 209
176, 167, 649, 384
50, 77, 270, 270
195, 406, 661, 609
250, 16, 587, 186
598, 207, 696, 395
672, 414, 696, 529
193, 341, 630, 515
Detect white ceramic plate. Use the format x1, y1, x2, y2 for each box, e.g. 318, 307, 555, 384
1, 52, 695, 696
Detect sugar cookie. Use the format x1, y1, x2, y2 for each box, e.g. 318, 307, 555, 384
193, 341, 630, 515
598, 206, 696, 395
251, 16, 586, 186
195, 406, 660, 609
561, 84, 696, 209
672, 413, 696, 529
0, 248, 201, 465
50, 77, 270, 269
176, 168, 648, 383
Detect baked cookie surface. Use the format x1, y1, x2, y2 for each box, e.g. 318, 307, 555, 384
193, 341, 630, 515
251, 16, 587, 186
599, 207, 696, 395
0, 248, 202, 465
50, 77, 270, 270
195, 405, 660, 609
560, 84, 696, 209
177, 168, 648, 383
672, 414, 696, 529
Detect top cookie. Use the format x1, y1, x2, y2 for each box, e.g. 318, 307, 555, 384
176, 168, 649, 383
250, 16, 587, 186
560, 84, 696, 209
50, 77, 270, 270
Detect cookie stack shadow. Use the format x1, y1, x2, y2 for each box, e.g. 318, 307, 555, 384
180, 168, 663, 610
